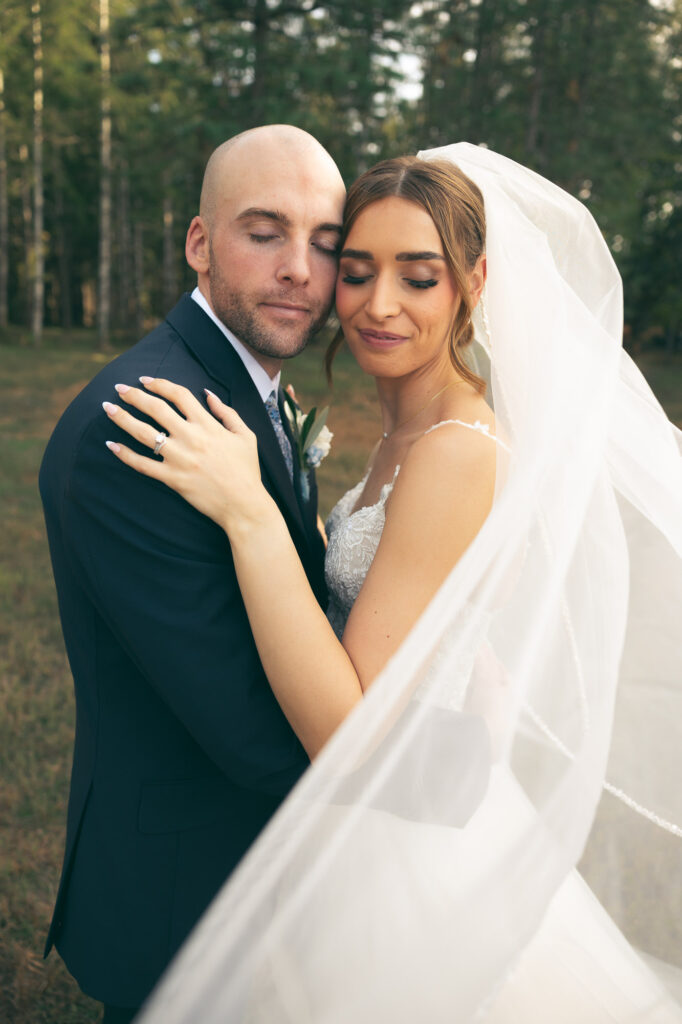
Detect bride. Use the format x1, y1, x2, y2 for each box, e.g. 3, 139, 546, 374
104, 144, 682, 1021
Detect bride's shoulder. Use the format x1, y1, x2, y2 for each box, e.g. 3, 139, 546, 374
388, 412, 498, 518
379, 414, 497, 560
410, 402, 499, 469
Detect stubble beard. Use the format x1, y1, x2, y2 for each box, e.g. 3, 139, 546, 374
208, 258, 332, 361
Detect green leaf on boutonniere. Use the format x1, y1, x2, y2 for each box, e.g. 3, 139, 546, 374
282, 391, 334, 473
299, 406, 317, 450
303, 406, 329, 452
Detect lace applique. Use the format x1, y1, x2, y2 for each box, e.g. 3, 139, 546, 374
325, 466, 400, 639
424, 418, 511, 453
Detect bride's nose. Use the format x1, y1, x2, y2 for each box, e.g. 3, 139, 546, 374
364, 273, 400, 321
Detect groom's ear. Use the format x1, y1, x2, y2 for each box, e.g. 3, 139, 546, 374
186, 216, 210, 275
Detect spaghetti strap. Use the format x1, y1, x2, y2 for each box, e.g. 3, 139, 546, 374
423, 418, 511, 453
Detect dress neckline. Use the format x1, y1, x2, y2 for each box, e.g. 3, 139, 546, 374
347, 417, 508, 518
348, 464, 401, 518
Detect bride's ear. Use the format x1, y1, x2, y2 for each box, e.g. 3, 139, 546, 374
186, 216, 210, 275
469, 254, 487, 309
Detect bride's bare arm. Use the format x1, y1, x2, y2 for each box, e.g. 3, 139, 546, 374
104, 380, 496, 757
341, 423, 497, 682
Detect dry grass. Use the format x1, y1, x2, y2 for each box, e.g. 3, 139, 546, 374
0, 331, 678, 1023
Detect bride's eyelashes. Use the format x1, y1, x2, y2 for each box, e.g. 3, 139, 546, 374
341, 273, 439, 290
408, 278, 438, 289
341, 274, 370, 285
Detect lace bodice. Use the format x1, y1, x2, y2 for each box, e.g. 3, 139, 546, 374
325, 465, 399, 638
324, 419, 507, 639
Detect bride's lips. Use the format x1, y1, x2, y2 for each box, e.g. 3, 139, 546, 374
357, 328, 408, 349
261, 302, 311, 320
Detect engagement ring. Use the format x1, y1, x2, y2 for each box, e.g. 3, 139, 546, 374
153, 432, 168, 455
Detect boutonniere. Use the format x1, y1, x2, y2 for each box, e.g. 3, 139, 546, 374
283, 391, 333, 501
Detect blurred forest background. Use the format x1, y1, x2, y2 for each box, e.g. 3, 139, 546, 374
0, 0, 680, 351
1, 2, 682, 1022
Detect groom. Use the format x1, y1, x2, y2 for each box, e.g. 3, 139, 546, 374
39, 125, 346, 1022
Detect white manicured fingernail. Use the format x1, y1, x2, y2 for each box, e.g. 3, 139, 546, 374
114, 383, 129, 394
139, 376, 154, 385
102, 401, 119, 415
105, 440, 121, 453
204, 388, 216, 398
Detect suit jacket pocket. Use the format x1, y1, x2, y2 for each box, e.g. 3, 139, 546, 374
137, 777, 231, 835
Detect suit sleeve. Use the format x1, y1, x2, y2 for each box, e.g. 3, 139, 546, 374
62, 412, 310, 796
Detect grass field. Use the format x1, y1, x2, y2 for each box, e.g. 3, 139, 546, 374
1, 330, 680, 1023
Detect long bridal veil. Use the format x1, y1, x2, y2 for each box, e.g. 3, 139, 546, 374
139, 144, 682, 1022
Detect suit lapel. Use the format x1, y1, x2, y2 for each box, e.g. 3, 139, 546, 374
166, 295, 307, 543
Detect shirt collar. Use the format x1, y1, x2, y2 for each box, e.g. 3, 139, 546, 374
191, 286, 280, 402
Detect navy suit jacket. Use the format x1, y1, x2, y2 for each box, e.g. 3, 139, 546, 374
39, 294, 326, 1006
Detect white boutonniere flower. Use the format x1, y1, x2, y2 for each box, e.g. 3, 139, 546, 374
283, 391, 333, 501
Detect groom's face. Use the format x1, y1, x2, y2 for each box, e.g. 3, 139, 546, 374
200, 151, 345, 367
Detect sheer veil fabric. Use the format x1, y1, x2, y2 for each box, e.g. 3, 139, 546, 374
138, 144, 682, 1022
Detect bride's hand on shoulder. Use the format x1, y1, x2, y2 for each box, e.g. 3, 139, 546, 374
102, 377, 276, 535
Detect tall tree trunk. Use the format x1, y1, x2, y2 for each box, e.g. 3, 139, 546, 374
526, 0, 550, 168
117, 162, 133, 331
52, 149, 72, 330
31, 0, 44, 345
0, 68, 8, 329
162, 173, 177, 311
133, 216, 144, 337
251, 0, 268, 122
19, 144, 32, 327
468, 0, 498, 138
567, 0, 598, 172
353, 7, 381, 174
98, 0, 112, 351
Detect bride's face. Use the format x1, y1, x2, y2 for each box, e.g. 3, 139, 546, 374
335, 196, 460, 379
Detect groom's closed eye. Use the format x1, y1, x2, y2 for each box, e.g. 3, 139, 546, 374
312, 223, 342, 256
237, 208, 341, 255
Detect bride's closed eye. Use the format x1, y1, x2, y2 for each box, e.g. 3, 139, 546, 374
407, 278, 438, 289
340, 273, 439, 290
341, 273, 370, 285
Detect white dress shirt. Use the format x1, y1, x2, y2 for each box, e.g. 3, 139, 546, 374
191, 286, 281, 401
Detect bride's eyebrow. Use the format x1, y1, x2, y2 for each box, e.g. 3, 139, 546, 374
340, 248, 373, 260
396, 251, 445, 262
339, 248, 445, 262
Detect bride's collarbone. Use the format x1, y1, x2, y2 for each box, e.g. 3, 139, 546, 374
352, 433, 420, 512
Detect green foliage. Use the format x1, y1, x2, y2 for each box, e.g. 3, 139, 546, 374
0, 0, 680, 344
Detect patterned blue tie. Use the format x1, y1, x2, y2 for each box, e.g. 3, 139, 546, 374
265, 390, 294, 481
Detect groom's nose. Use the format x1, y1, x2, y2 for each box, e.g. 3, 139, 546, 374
276, 239, 311, 287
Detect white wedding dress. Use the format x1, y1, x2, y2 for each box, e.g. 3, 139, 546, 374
318, 419, 682, 1023
137, 143, 682, 1024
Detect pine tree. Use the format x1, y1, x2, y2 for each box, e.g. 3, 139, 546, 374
31, 0, 44, 345
98, 0, 112, 350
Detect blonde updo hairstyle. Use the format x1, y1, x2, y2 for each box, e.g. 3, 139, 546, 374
326, 156, 486, 392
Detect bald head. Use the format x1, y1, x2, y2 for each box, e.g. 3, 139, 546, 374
185, 124, 345, 374
199, 125, 344, 230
